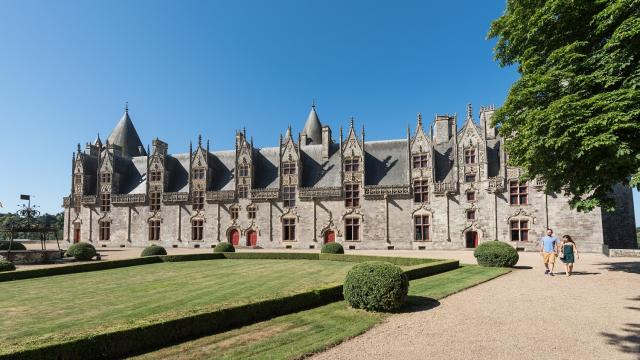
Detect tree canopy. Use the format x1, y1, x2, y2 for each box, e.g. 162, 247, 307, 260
488, 0, 640, 211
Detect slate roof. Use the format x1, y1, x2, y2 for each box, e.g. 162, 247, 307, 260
300, 144, 342, 188
107, 111, 147, 158
364, 140, 408, 186
302, 106, 322, 145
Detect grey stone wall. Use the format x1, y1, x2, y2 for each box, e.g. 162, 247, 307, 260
63, 180, 630, 253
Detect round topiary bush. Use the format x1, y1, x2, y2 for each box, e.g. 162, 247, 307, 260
0, 260, 16, 272
343, 261, 409, 312
213, 242, 235, 253
140, 245, 167, 257
321, 242, 344, 254
0, 241, 27, 251
473, 241, 519, 267
66, 242, 96, 261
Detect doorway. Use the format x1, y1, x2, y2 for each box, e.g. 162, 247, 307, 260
73, 224, 81, 243
324, 230, 335, 243
247, 230, 257, 247
229, 229, 240, 246
465, 231, 478, 248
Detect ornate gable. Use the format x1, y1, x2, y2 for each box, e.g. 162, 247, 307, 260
280, 127, 300, 187
457, 104, 486, 181
410, 113, 433, 182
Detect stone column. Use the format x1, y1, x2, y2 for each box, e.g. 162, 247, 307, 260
269, 201, 273, 241
544, 193, 549, 229
313, 198, 317, 242
127, 206, 131, 242
177, 205, 182, 242
446, 194, 451, 241
88, 208, 93, 242
385, 194, 390, 243
494, 193, 498, 240
216, 203, 221, 242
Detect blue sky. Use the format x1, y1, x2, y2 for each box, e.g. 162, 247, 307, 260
0, 0, 637, 223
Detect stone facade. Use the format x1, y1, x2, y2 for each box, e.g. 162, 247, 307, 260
62, 104, 636, 253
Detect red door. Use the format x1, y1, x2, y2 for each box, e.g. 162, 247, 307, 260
74, 225, 81, 243
324, 231, 335, 243
230, 229, 240, 246
465, 231, 478, 248
247, 231, 257, 247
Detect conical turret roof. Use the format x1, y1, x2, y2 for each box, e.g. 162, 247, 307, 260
302, 105, 322, 145
107, 109, 146, 157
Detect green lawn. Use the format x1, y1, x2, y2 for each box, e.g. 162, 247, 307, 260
133, 265, 510, 360
0, 259, 356, 347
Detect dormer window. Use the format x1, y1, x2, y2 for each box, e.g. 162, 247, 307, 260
193, 168, 206, 180
150, 170, 162, 182
464, 149, 477, 165
282, 162, 296, 175
344, 158, 360, 172
100, 193, 111, 212
239, 164, 250, 177
412, 154, 429, 169
100, 173, 112, 184
238, 185, 249, 199
192, 190, 205, 210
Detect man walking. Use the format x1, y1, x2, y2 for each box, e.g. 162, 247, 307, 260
540, 229, 559, 276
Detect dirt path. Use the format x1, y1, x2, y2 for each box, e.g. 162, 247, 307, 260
311, 252, 640, 360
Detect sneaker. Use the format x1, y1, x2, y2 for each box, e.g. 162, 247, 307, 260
544, 270, 550, 274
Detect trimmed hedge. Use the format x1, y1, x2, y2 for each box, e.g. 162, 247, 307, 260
222, 252, 319, 260
213, 242, 235, 253
319, 253, 438, 266
0, 260, 16, 272
0, 285, 344, 360
402, 260, 459, 280
66, 242, 96, 261
0, 241, 27, 251
321, 242, 344, 254
474, 241, 519, 267
343, 261, 409, 312
140, 245, 167, 257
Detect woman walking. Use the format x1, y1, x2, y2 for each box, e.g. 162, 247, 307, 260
560, 235, 579, 276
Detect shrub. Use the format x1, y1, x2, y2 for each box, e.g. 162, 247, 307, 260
141, 245, 167, 257
474, 241, 519, 267
213, 242, 235, 253
343, 261, 409, 312
66, 242, 96, 261
0, 241, 27, 251
321, 242, 344, 254
0, 260, 16, 272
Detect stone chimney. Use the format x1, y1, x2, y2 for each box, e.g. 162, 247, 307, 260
322, 125, 332, 161
433, 115, 454, 144
152, 138, 168, 157
480, 105, 497, 139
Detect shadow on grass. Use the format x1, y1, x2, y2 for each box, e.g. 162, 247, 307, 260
394, 296, 441, 313
598, 261, 640, 274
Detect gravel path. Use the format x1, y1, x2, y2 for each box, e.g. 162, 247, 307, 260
311, 252, 640, 360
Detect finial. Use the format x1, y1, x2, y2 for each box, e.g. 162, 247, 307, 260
243, 127, 246, 138
350, 117, 354, 128
125, 101, 129, 113
466, 103, 472, 119
312, 98, 316, 108
206, 139, 210, 153
77, 143, 81, 153
417, 112, 422, 126
198, 134, 202, 147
